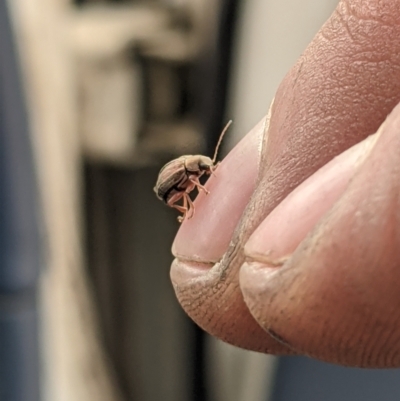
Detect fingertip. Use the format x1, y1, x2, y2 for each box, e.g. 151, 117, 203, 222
172, 117, 266, 263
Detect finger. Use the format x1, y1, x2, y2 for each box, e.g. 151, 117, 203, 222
171, 0, 400, 352
241, 102, 400, 367
172, 115, 291, 353
172, 117, 266, 263
244, 134, 378, 265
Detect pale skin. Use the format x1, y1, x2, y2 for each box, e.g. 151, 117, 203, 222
170, 0, 400, 368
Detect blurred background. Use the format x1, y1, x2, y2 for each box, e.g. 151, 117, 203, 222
3, 0, 400, 400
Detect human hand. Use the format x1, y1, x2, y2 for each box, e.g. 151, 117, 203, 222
170, 0, 400, 367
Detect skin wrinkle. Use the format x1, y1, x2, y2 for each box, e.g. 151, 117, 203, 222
318, 29, 395, 82
266, 328, 292, 347
218, 108, 273, 269
336, 6, 357, 43
341, 3, 396, 39
337, 304, 370, 364
175, 246, 282, 351
174, 258, 214, 268
363, 318, 391, 366
387, 342, 400, 367
347, 0, 397, 25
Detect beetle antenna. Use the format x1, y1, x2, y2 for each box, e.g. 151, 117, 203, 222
212, 120, 232, 163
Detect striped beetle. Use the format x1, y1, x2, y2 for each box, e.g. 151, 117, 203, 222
154, 121, 232, 222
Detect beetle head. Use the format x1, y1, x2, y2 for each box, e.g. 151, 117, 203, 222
184, 155, 213, 173
198, 156, 214, 171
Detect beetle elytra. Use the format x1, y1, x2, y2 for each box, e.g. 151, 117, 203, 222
154, 120, 232, 222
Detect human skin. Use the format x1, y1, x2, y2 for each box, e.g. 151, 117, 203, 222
170, 0, 400, 367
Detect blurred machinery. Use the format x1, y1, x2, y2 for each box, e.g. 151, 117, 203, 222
7, 0, 239, 399
0, 1, 41, 400
72, 1, 236, 165
72, 1, 239, 401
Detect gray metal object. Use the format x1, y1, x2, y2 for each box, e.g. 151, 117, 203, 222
271, 356, 400, 401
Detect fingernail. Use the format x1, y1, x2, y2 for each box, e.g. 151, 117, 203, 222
172, 117, 266, 263
244, 134, 379, 264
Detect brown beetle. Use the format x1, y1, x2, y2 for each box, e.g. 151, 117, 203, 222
154, 120, 232, 222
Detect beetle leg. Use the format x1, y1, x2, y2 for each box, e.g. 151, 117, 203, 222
167, 192, 188, 222
167, 191, 184, 205
189, 177, 210, 195
209, 162, 220, 177
165, 189, 196, 222
185, 193, 195, 219
176, 194, 189, 223
178, 194, 196, 222
172, 203, 188, 215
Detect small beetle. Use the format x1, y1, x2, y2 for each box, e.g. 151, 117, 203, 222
154, 120, 232, 222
